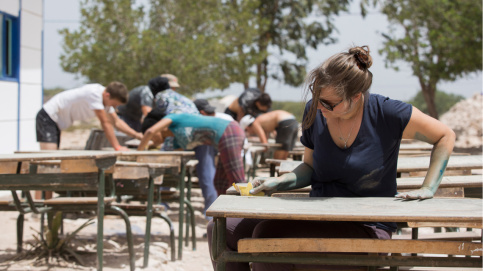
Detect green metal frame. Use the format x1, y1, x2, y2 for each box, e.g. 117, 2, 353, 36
0, 157, 124, 271
211, 217, 482, 271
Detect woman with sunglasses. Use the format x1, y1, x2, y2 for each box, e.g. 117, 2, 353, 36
207, 45, 455, 271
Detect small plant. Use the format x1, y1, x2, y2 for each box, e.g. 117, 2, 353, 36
28, 211, 94, 265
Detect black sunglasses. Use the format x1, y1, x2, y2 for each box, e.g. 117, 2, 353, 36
309, 83, 344, 111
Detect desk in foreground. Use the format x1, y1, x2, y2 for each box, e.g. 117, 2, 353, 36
207, 195, 482, 270
274, 155, 483, 176
0, 151, 118, 271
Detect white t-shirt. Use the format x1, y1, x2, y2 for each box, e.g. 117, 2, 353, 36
215, 112, 235, 121
43, 84, 114, 130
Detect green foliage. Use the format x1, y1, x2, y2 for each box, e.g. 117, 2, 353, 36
29, 211, 94, 265
43, 87, 65, 103
59, 0, 356, 95
378, 0, 482, 118
59, 0, 146, 90
43, 87, 64, 97
271, 101, 306, 123
406, 91, 464, 116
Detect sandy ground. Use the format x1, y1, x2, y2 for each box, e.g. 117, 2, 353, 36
0, 190, 214, 271
0, 129, 214, 271
1, 126, 480, 271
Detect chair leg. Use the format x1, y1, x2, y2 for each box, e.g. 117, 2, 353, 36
185, 173, 192, 247
40, 212, 45, 243
184, 199, 196, 251
155, 213, 176, 261
411, 227, 419, 256
16, 214, 24, 253
108, 205, 135, 271
185, 211, 190, 247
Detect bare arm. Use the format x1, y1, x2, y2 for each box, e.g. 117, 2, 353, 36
140, 105, 153, 123
94, 110, 126, 151
236, 108, 245, 122
251, 147, 314, 195
108, 112, 143, 140
137, 118, 173, 150
396, 106, 456, 199
247, 121, 268, 144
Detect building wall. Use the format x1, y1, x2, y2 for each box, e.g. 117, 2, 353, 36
0, 0, 43, 153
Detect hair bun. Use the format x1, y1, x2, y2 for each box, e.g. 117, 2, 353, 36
349, 46, 372, 70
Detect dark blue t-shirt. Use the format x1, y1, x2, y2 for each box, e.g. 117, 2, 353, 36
300, 94, 412, 231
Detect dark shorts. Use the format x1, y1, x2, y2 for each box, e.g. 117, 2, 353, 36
36, 108, 60, 147
275, 118, 299, 151
224, 108, 237, 121
118, 114, 142, 132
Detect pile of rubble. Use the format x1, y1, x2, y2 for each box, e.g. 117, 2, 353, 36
440, 93, 482, 150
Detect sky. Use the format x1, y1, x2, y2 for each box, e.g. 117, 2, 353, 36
43, 0, 482, 102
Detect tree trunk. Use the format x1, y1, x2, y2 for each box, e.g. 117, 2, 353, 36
421, 85, 439, 119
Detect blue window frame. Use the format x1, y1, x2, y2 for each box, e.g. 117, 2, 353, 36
0, 12, 20, 80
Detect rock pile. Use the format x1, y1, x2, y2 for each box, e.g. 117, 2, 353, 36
440, 93, 482, 150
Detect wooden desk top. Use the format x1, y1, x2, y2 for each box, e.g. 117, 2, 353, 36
1, 151, 118, 162
399, 143, 433, 151
251, 142, 283, 148
119, 150, 195, 157
226, 175, 482, 195
276, 155, 482, 175
206, 195, 482, 225
397, 155, 482, 172
397, 175, 483, 189
14, 150, 195, 158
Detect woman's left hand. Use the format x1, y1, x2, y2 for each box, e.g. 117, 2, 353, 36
395, 187, 434, 199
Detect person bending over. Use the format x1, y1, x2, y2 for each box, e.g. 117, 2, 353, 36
139, 109, 246, 202
240, 110, 299, 160
225, 88, 272, 121
36, 81, 142, 151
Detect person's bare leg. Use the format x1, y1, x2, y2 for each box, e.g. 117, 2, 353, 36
36, 142, 58, 199
39, 142, 58, 150
273, 150, 288, 160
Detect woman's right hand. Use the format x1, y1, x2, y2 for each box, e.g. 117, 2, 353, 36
250, 176, 282, 195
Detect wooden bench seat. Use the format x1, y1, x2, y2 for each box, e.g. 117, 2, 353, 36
392, 231, 482, 241
238, 238, 482, 256
43, 196, 115, 205
111, 202, 165, 212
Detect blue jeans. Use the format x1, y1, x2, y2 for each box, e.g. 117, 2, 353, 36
193, 145, 218, 219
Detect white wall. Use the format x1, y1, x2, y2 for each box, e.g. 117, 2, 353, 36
0, 1, 19, 16
0, 0, 43, 153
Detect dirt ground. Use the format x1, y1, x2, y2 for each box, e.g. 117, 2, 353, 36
0, 129, 214, 271
1, 125, 481, 271
0, 191, 214, 271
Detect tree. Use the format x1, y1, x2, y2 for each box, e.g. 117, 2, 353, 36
59, 0, 145, 90
60, 0, 355, 95
145, 0, 234, 95
406, 90, 464, 116
220, 0, 352, 91
378, 0, 482, 119
139, 0, 355, 92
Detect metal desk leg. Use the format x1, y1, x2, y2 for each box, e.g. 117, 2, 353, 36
178, 162, 186, 260
155, 212, 176, 261
185, 171, 192, 247
143, 174, 155, 267
95, 157, 117, 271
214, 217, 227, 271
108, 205, 135, 271
97, 168, 106, 271
270, 164, 276, 177
16, 214, 24, 253
144, 167, 165, 267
